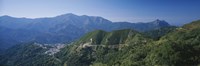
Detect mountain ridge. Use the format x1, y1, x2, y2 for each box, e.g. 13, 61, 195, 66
0, 13, 171, 49
0, 14, 169, 25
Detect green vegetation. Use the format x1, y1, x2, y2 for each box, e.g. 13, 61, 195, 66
144, 26, 177, 40
78, 29, 147, 45
183, 20, 200, 30
0, 43, 62, 66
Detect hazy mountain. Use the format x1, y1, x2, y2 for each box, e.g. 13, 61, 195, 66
0, 13, 171, 49
112, 19, 170, 31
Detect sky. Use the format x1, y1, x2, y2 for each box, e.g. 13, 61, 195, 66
0, 0, 200, 25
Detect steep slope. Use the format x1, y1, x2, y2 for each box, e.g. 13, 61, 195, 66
76, 29, 149, 46
0, 14, 171, 49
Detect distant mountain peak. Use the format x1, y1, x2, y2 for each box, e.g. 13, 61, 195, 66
154, 19, 165, 22
55, 13, 78, 18
63, 13, 77, 16
62, 13, 77, 16
151, 19, 170, 26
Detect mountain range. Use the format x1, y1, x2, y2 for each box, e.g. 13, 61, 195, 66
0, 13, 171, 49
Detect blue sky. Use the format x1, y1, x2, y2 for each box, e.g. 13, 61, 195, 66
0, 0, 200, 25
